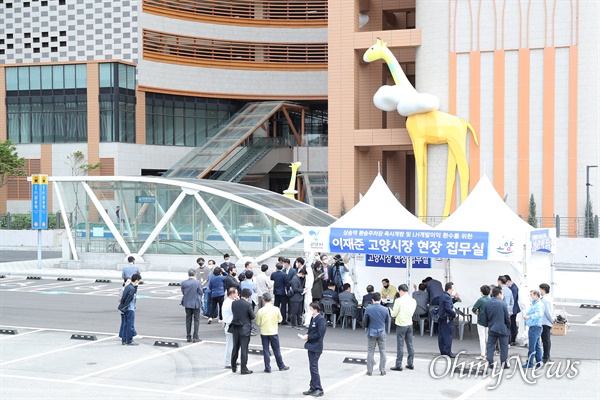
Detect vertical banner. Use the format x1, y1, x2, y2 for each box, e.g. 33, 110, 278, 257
31, 174, 48, 230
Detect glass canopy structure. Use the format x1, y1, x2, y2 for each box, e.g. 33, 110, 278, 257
50, 176, 336, 262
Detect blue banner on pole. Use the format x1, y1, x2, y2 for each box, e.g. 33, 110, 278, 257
31, 175, 48, 230
329, 228, 489, 260
365, 254, 431, 268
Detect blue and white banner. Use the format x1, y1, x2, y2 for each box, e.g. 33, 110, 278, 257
365, 254, 431, 268
328, 228, 489, 260
529, 229, 556, 254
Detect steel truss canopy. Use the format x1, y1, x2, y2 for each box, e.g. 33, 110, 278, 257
50, 175, 336, 262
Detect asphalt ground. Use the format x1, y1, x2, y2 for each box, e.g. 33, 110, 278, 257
0, 250, 63, 263
0, 276, 599, 399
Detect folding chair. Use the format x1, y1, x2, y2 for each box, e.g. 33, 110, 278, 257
429, 306, 439, 337
339, 300, 357, 330
320, 297, 338, 328
413, 304, 429, 336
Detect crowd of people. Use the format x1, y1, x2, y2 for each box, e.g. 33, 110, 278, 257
117, 254, 556, 392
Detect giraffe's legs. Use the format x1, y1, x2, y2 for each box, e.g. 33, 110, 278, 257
412, 139, 428, 221
443, 148, 457, 218
447, 132, 470, 205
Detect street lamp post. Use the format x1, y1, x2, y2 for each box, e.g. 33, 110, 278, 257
586, 165, 598, 237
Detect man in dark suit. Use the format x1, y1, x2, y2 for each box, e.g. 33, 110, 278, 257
362, 285, 375, 306
289, 268, 306, 329
480, 286, 511, 368
284, 258, 297, 294
338, 283, 359, 319
505, 275, 521, 345
363, 292, 390, 376
230, 288, 255, 374
301, 302, 327, 397
424, 277, 444, 306
181, 269, 203, 343
435, 282, 457, 357
321, 281, 340, 322
224, 266, 241, 293
270, 263, 288, 325
220, 253, 235, 274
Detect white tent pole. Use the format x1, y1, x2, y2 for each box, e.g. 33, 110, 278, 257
407, 257, 413, 295
445, 258, 451, 284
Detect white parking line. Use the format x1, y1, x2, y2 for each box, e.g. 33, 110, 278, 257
0, 328, 44, 340
0, 335, 117, 366
584, 312, 600, 326
68, 340, 205, 382
0, 373, 241, 400
455, 374, 493, 400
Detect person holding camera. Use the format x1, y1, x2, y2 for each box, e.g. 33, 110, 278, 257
328, 254, 348, 293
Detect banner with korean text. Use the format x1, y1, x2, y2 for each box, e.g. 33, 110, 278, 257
328, 228, 489, 260
365, 255, 431, 268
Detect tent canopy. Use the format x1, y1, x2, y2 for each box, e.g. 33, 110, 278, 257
435, 175, 533, 234
331, 173, 429, 230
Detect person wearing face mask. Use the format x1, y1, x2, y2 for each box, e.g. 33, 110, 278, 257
380, 279, 397, 301
522, 290, 545, 368
195, 257, 210, 317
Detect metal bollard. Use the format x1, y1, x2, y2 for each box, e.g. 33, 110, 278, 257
6, 212, 10, 230
56, 212, 61, 229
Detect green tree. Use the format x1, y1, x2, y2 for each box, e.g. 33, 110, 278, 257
65, 151, 101, 225
585, 200, 596, 238
528, 194, 538, 228
339, 197, 346, 217
0, 140, 26, 189
65, 151, 102, 176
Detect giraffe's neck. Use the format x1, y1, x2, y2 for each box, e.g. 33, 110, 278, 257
381, 47, 413, 89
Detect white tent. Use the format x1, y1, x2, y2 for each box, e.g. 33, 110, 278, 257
326, 174, 442, 296
434, 176, 555, 341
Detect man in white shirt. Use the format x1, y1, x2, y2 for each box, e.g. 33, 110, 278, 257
255, 264, 273, 309
390, 284, 417, 371
221, 287, 238, 369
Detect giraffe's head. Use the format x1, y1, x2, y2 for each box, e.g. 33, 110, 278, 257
363, 38, 387, 63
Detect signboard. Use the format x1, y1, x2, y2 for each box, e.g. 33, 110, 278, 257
31, 174, 48, 230
135, 196, 156, 203
365, 254, 431, 268
529, 229, 555, 254
329, 227, 489, 260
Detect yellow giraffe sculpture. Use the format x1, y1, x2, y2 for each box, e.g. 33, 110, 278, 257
363, 38, 479, 219
283, 162, 302, 199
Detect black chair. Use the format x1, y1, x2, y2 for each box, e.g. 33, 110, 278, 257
320, 297, 338, 328
339, 300, 358, 330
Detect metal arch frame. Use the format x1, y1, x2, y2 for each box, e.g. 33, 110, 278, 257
49, 175, 311, 260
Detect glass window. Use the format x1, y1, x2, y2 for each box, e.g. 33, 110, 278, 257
6, 67, 18, 91
41, 66, 53, 90
52, 65, 64, 89
29, 66, 41, 90
18, 67, 30, 90
127, 65, 135, 90
99, 63, 112, 87
118, 64, 127, 88
64, 65, 76, 89
76, 64, 87, 88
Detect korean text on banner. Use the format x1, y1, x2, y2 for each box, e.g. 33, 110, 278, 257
329, 228, 489, 260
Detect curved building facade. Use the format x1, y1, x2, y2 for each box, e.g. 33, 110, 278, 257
0, 0, 329, 218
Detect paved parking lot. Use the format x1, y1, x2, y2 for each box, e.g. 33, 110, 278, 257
1, 326, 598, 400
1, 275, 599, 399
